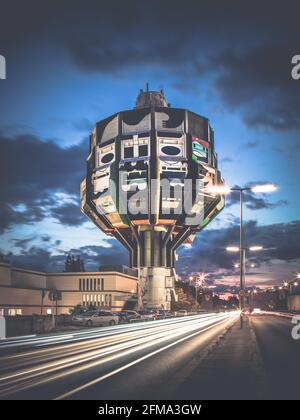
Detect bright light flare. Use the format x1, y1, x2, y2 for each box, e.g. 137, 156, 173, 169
250, 184, 278, 193
226, 246, 240, 252
205, 185, 231, 195
249, 246, 263, 252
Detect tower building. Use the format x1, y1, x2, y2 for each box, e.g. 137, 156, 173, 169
80, 89, 225, 310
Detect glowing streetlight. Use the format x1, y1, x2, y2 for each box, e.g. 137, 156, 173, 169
249, 246, 263, 252
283, 281, 288, 287
294, 282, 298, 287
226, 245, 263, 252
189, 273, 207, 308
250, 184, 278, 193
226, 246, 240, 252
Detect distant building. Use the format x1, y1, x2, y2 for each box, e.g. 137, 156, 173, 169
0, 262, 137, 316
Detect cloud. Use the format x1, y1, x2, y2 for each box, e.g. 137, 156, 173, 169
2, 238, 128, 272
225, 184, 288, 210
11, 237, 35, 250
211, 43, 300, 130
177, 219, 300, 277
72, 118, 94, 132
2, 218, 300, 284
1, 1, 300, 132
50, 203, 86, 226
0, 133, 88, 232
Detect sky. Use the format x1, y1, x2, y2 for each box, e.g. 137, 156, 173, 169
0, 0, 300, 290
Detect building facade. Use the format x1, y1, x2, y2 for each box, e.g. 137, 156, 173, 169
80, 88, 225, 310
0, 262, 138, 316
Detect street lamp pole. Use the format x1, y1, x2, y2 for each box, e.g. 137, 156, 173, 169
207, 182, 277, 314
239, 189, 244, 311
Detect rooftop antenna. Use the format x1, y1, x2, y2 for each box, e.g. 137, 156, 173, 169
146, 82, 149, 92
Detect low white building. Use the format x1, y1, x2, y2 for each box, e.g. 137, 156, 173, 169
0, 262, 138, 316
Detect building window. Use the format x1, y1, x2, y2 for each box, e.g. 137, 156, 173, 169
0, 309, 4, 316
101, 278, 104, 291
139, 144, 148, 157
8, 309, 16, 316
94, 278, 97, 291
79, 279, 82, 291
97, 278, 100, 291
47, 309, 52, 315
82, 278, 86, 291
124, 146, 134, 159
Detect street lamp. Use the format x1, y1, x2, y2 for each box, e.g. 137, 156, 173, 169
207, 183, 277, 311
189, 273, 206, 308
226, 245, 263, 310
249, 246, 263, 252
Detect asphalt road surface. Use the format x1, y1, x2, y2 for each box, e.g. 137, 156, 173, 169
0, 312, 239, 400
250, 314, 300, 400
0, 312, 299, 400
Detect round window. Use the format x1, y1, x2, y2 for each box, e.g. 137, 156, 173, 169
101, 153, 114, 164
161, 146, 181, 156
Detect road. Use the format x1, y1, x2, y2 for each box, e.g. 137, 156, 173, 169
0, 312, 299, 400
250, 314, 300, 400
0, 311, 239, 400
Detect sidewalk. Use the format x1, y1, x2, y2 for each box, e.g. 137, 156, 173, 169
175, 316, 271, 400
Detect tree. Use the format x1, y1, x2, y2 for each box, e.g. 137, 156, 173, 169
65, 254, 85, 272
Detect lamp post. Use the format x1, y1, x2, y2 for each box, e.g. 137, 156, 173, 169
206, 183, 277, 312
189, 273, 206, 308
226, 245, 263, 310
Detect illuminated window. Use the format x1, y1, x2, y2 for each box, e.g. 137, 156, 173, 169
8, 309, 16, 316
47, 309, 52, 315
